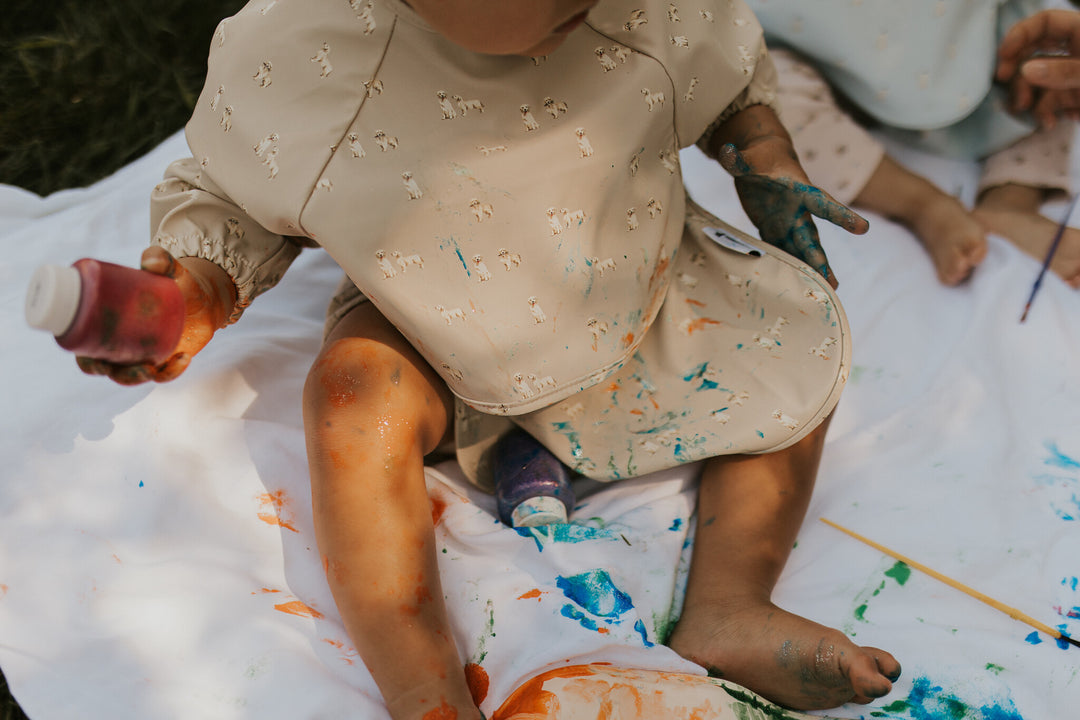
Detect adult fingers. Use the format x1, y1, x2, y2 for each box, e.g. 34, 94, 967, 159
997, 10, 1080, 81
1022, 56, 1080, 90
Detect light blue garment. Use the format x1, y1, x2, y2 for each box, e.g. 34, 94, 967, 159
748, 0, 1043, 159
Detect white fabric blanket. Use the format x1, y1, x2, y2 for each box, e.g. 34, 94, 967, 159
1, 129, 1078, 719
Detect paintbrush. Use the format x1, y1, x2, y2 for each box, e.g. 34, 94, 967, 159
1019, 193, 1079, 323
820, 517, 1080, 649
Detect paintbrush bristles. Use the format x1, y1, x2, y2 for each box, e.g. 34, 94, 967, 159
820, 517, 1077, 648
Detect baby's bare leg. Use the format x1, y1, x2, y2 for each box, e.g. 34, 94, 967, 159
667, 419, 901, 710
856, 155, 987, 285
973, 183, 1080, 287
302, 303, 482, 720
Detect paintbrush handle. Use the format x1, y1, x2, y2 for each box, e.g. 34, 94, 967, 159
1020, 193, 1079, 323
820, 517, 1071, 643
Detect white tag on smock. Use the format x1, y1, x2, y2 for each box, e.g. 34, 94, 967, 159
703, 226, 762, 256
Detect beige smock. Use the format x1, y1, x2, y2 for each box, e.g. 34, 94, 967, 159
150, 0, 851, 486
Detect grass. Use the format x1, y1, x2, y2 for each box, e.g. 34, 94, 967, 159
0, 1, 246, 714
0, 0, 246, 196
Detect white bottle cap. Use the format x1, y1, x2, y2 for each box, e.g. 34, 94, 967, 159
25, 264, 82, 336
511, 496, 568, 527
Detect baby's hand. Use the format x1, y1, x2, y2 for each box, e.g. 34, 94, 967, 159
720, 141, 868, 289
77, 247, 236, 385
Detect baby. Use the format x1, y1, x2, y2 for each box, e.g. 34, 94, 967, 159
80, 1, 899, 717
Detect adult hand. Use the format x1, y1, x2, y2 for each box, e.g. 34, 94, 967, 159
997, 9, 1080, 125
719, 140, 869, 289
76, 246, 237, 385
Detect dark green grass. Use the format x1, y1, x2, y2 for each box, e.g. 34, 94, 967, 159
0, 1, 246, 714
1, 0, 246, 196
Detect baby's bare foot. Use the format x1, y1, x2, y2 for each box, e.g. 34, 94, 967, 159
909, 192, 988, 286
972, 205, 1080, 288
668, 600, 900, 711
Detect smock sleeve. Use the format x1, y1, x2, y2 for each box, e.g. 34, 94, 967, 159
150, 157, 309, 324
695, 47, 779, 159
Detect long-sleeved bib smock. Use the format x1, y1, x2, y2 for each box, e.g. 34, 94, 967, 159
151, 0, 850, 482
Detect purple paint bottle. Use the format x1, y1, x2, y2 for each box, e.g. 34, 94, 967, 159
26, 259, 185, 365
493, 428, 575, 528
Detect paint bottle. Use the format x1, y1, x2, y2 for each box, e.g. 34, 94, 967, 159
25, 258, 185, 365
493, 428, 575, 528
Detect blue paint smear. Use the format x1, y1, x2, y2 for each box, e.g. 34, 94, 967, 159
1025, 631, 1043, 645
1055, 624, 1073, 649
138, 480, 144, 488
1044, 441, 1080, 470
633, 619, 655, 647
669, 518, 684, 532
560, 604, 600, 631
557, 569, 633, 619
870, 676, 1024, 720
1064, 576, 1079, 592
515, 522, 618, 551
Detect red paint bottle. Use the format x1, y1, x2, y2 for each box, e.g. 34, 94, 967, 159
26, 258, 185, 365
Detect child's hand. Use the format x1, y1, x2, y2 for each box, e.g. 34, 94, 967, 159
76, 246, 237, 385
719, 140, 869, 289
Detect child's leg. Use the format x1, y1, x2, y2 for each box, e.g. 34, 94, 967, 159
667, 419, 901, 711
302, 302, 482, 720
854, 155, 987, 285
972, 183, 1080, 287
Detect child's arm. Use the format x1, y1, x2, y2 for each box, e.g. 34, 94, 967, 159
706, 103, 869, 288
80, 157, 304, 385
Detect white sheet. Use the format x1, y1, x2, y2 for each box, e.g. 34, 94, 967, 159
1, 130, 1077, 719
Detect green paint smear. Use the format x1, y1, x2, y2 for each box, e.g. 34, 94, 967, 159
855, 603, 869, 622
885, 561, 911, 585
720, 684, 805, 720
986, 663, 1005, 675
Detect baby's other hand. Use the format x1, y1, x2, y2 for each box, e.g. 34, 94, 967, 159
720, 140, 868, 289
77, 247, 237, 385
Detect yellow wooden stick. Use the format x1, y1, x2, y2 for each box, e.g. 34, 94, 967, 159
820, 517, 1079, 648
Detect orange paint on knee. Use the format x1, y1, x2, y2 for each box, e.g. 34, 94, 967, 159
422, 699, 458, 720
274, 600, 324, 619
465, 663, 489, 705
319, 365, 361, 409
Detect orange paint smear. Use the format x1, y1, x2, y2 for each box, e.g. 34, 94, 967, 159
685, 298, 706, 308
517, 588, 544, 601
0, 584, 7, 598
465, 662, 490, 705
321, 638, 359, 665
422, 699, 458, 720
606, 382, 621, 392
257, 490, 299, 533
491, 666, 596, 720
596, 627, 610, 634
253, 587, 282, 595
683, 317, 722, 335
621, 332, 634, 348
274, 600, 324, 619
430, 494, 448, 526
